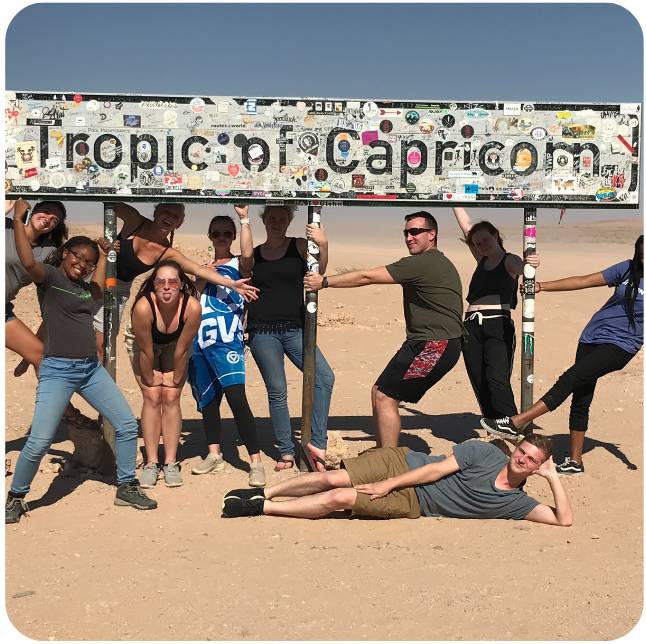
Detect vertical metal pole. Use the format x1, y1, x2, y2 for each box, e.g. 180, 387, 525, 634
521, 207, 537, 413
299, 202, 322, 471
102, 202, 118, 453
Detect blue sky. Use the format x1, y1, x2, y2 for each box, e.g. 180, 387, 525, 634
3, 1, 645, 231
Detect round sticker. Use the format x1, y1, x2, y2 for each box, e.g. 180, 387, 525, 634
107, 250, 118, 263
50, 173, 66, 188
233, 134, 248, 147
338, 140, 351, 153
419, 120, 434, 134
405, 182, 416, 193
29, 179, 40, 191
306, 302, 318, 314
362, 101, 379, 118
461, 125, 474, 139
405, 110, 420, 125
407, 149, 422, 166
73, 94, 83, 104
153, 165, 164, 176
380, 120, 393, 133
298, 132, 319, 155
75, 141, 90, 156
190, 97, 206, 113
217, 133, 230, 145
442, 114, 455, 127
530, 127, 547, 141
315, 168, 328, 181
86, 100, 99, 112
331, 178, 346, 192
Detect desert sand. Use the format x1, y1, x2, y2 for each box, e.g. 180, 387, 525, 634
4, 214, 644, 641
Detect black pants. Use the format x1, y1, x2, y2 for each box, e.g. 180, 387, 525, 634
201, 384, 260, 455
462, 312, 518, 418
541, 342, 635, 431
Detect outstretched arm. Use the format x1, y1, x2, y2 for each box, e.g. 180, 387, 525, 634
112, 202, 146, 235
234, 205, 254, 277
536, 272, 607, 293
452, 207, 480, 261
354, 455, 461, 499
88, 239, 110, 300
304, 266, 395, 292
13, 200, 47, 284
523, 458, 573, 527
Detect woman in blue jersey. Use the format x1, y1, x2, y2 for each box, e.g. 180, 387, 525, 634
481, 234, 644, 475
188, 206, 265, 488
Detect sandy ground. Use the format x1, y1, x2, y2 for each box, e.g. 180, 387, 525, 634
3, 215, 643, 641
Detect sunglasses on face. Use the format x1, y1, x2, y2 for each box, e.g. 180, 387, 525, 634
67, 249, 96, 269
403, 227, 433, 237
153, 278, 181, 289
209, 230, 234, 239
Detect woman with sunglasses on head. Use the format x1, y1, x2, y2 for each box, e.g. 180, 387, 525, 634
187, 206, 266, 487
452, 207, 540, 420
6, 202, 156, 524
482, 234, 643, 475
130, 260, 202, 488
246, 204, 334, 472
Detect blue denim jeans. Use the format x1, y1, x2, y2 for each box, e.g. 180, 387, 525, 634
248, 330, 335, 456
11, 356, 138, 495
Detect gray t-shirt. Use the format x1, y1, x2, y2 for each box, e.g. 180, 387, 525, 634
39, 264, 97, 358
407, 440, 540, 520
5, 218, 56, 303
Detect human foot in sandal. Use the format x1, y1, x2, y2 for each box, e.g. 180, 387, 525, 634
274, 455, 295, 472
306, 443, 327, 472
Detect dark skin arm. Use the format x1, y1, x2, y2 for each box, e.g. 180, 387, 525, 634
13, 199, 47, 283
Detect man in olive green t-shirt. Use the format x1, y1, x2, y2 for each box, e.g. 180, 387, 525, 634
304, 211, 464, 447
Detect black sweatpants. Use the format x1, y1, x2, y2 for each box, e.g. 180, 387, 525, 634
541, 342, 635, 431
462, 312, 518, 418
201, 384, 260, 455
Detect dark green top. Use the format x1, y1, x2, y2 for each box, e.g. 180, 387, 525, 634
386, 250, 464, 342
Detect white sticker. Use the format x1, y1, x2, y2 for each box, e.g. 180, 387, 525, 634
527, 374, 534, 384
306, 302, 317, 314
503, 103, 522, 116
49, 173, 66, 188
620, 103, 640, 114
107, 250, 117, 263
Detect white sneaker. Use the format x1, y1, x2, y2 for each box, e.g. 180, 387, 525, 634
191, 453, 224, 475
248, 462, 266, 487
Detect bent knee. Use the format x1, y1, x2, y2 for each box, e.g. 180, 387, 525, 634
325, 487, 356, 510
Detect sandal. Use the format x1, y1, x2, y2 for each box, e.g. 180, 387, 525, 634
274, 456, 295, 472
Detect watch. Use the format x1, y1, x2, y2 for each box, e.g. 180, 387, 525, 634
322, 276, 329, 289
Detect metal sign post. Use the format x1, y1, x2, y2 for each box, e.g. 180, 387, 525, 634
520, 207, 537, 413
299, 202, 322, 471
101, 202, 118, 453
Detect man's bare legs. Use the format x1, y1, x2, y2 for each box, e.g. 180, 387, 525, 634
371, 385, 402, 447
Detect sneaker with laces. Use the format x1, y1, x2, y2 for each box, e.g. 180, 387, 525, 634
163, 462, 183, 487
480, 416, 524, 441
556, 457, 584, 475
140, 463, 160, 488
248, 462, 266, 488
191, 453, 224, 475
114, 480, 158, 510
222, 495, 264, 518
5, 493, 29, 524
224, 487, 266, 502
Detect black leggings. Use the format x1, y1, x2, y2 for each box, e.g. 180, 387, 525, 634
201, 384, 260, 456
541, 342, 635, 431
462, 312, 518, 418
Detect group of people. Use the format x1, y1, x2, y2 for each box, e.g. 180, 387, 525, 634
4, 197, 642, 527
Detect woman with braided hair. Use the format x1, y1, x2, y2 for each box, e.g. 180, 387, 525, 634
481, 234, 643, 475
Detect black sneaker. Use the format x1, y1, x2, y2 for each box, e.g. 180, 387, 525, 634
480, 417, 524, 441
556, 457, 584, 475
114, 479, 158, 510
5, 493, 29, 524
223, 487, 265, 502
222, 495, 264, 518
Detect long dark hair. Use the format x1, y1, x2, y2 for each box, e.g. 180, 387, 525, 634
623, 234, 643, 325
465, 221, 506, 252
44, 236, 99, 268
32, 201, 69, 247
133, 259, 198, 304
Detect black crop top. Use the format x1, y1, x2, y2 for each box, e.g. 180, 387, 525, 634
247, 238, 307, 331
144, 291, 190, 344
117, 222, 170, 282
466, 253, 519, 309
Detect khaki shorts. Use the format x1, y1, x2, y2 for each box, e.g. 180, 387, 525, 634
342, 447, 421, 519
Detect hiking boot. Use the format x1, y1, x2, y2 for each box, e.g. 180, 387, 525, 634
480, 416, 524, 441
248, 462, 266, 488
140, 463, 160, 489
5, 493, 29, 524
556, 457, 585, 475
222, 495, 264, 518
114, 480, 158, 510
191, 453, 224, 475
224, 487, 266, 502
163, 462, 183, 487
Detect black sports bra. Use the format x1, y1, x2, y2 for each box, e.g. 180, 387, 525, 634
117, 221, 170, 282
144, 292, 189, 345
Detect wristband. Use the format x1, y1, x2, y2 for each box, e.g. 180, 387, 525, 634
239, 218, 250, 225
322, 276, 329, 288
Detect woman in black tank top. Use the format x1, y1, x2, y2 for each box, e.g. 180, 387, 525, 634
453, 208, 540, 418
247, 205, 335, 472
130, 260, 202, 488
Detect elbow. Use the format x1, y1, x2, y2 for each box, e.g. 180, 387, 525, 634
559, 515, 574, 527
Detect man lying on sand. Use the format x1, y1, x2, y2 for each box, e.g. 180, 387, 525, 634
221, 434, 573, 527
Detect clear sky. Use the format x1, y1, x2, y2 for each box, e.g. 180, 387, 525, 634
3, 1, 645, 232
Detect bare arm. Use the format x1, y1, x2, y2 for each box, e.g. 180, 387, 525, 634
88, 239, 109, 301
523, 458, 573, 527
112, 202, 146, 235
13, 200, 47, 284
170, 297, 201, 386
354, 455, 461, 499
505, 252, 541, 278
452, 207, 481, 261
304, 266, 396, 292
131, 299, 156, 387
234, 205, 254, 277
537, 272, 607, 293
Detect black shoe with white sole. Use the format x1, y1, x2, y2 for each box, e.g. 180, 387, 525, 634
222, 495, 264, 518
480, 416, 524, 441
223, 487, 265, 502
555, 457, 584, 475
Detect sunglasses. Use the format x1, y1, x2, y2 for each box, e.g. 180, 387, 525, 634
209, 230, 234, 239
67, 248, 96, 269
403, 227, 433, 237
153, 278, 181, 289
